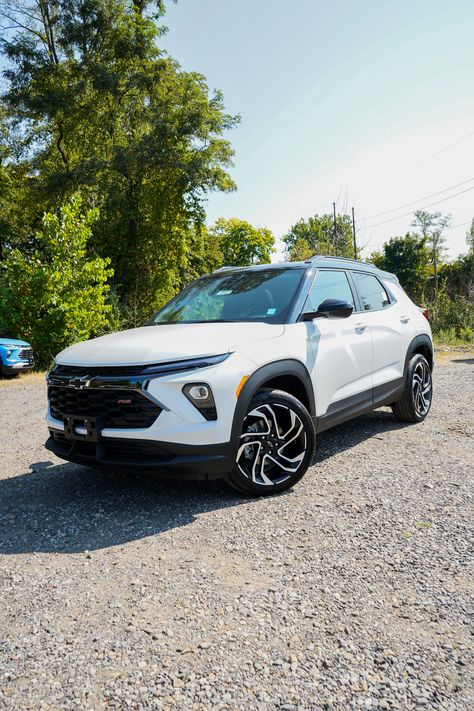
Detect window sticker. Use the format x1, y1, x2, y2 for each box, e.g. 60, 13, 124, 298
266, 307, 277, 315
216, 290, 233, 296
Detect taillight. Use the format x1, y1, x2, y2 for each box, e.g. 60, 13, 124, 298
422, 308, 429, 321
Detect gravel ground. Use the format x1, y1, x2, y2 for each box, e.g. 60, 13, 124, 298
0, 356, 473, 710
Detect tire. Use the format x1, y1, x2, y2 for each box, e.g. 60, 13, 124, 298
225, 388, 316, 496
0, 362, 19, 378
391, 353, 433, 423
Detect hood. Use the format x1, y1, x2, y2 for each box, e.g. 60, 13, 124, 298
56, 322, 285, 366
0, 337, 30, 347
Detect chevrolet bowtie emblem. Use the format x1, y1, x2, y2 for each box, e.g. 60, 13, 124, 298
69, 375, 92, 389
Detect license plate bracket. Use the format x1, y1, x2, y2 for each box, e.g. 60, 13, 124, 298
63, 416, 102, 442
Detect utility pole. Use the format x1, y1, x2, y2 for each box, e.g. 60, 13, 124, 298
332, 202, 338, 256
351, 206, 357, 259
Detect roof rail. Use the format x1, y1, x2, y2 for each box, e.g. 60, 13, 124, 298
307, 254, 366, 265
213, 265, 239, 272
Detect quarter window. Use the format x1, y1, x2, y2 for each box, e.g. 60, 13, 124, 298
352, 272, 390, 311
307, 270, 355, 312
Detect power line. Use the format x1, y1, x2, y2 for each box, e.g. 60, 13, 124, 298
363, 177, 474, 220
355, 130, 474, 197
362, 220, 472, 252
359, 185, 474, 231
445, 220, 472, 231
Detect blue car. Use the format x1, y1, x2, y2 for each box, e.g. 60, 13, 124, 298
0, 338, 35, 376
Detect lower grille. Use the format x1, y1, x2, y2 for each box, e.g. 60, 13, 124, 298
18, 348, 33, 361
48, 386, 161, 429
50, 431, 173, 462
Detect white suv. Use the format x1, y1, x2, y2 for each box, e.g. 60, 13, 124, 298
46, 256, 433, 495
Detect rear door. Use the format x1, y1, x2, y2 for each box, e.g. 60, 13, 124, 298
304, 269, 373, 417
348, 271, 416, 395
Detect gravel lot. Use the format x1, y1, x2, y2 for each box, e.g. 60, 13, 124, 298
0, 356, 473, 710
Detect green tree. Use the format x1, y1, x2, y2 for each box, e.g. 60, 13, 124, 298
0, 0, 238, 317
0, 195, 114, 367
283, 213, 355, 260
466, 218, 474, 253
286, 236, 313, 262
411, 210, 451, 296
370, 233, 431, 303
209, 217, 275, 266
439, 223, 474, 305
175, 223, 223, 289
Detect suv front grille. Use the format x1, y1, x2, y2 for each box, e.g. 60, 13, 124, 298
48, 386, 161, 429
18, 348, 33, 361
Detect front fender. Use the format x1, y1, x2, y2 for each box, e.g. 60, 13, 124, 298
229, 358, 315, 454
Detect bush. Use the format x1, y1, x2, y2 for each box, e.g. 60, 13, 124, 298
430, 291, 474, 343
0, 195, 114, 368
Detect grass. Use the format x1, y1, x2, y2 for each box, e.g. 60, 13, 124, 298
0, 371, 46, 387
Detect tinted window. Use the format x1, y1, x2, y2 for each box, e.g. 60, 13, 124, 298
352, 272, 390, 311
307, 270, 355, 311
151, 269, 304, 324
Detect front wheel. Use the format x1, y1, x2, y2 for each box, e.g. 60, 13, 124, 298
226, 389, 315, 496
0, 364, 19, 378
391, 353, 433, 422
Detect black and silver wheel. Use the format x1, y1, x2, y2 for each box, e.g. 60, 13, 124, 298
392, 353, 433, 423
226, 389, 315, 495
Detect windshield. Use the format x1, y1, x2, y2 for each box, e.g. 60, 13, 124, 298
150, 268, 305, 324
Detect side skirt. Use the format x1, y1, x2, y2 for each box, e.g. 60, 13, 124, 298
316, 377, 404, 434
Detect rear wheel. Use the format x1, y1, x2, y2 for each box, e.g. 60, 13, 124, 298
226, 389, 315, 496
392, 353, 433, 422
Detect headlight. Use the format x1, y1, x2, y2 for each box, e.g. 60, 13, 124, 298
142, 353, 229, 376
182, 382, 217, 421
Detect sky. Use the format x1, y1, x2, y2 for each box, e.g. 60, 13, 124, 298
160, 0, 474, 260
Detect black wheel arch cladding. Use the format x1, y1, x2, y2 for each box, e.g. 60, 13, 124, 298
230, 359, 316, 454
405, 334, 434, 373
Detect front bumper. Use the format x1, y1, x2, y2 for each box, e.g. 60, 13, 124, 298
44, 354, 255, 478
45, 430, 235, 480
2, 360, 35, 374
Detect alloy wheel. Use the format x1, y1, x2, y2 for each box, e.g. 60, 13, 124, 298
236, 403, 308, 486
412, 359, 432, 417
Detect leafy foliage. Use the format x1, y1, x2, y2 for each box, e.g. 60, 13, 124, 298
0, 0, 239, 318
283, 213, 355, 260
286, 236, 314, 262
371, 214, 474, 343
0, 195, 114, 367
370, 233, 431, 303
429, 291, 474, 342
209, 217, 275, 266
411, 210, 451, 294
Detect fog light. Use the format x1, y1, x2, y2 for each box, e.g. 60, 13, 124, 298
182, 383, 217, 421
188, 385, 210, 400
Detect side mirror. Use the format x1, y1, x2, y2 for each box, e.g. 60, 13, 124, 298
301, 298, 353, 321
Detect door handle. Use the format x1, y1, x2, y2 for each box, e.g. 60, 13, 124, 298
355, 322, 368, 333
400, 315, 411, 324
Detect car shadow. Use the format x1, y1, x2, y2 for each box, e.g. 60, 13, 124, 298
314, 408, 406, 462
0, 409, 408, 556
451, 357, 474, 365
0, 462, 245, 555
